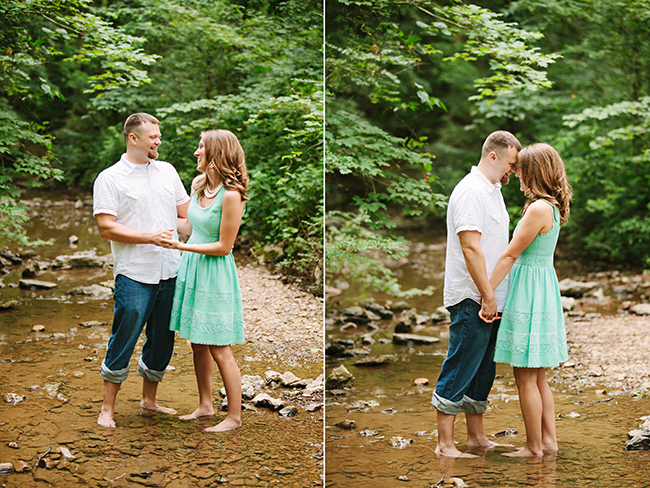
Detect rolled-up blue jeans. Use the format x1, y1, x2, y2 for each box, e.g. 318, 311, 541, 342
432, 298, 500, 415
100, 274, 176, 384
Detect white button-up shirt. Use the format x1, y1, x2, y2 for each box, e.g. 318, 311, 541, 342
443, 166, 510, 311
93, 155, 190, 284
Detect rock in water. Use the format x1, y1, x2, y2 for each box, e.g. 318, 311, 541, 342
627, 418, 650, 450
251, 393, 285, 410
19, 279, 57, 290
4, 393, 26, 404
352, 355, 395, 366
390, 437, 413, 449
335, 419, 356, 430
392, 333, 440, 345
326, 365, 354, 389
51, 250, 110, 268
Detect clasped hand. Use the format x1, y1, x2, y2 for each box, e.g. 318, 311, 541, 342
478, 297, 498, 323
150, 228, 180, 249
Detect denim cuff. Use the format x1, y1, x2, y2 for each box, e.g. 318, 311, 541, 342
432, 392, 488, 415
100, 360, 130, 383
432, 391, 464, 415
137, 357, 165, 383
461, 395, 488, 415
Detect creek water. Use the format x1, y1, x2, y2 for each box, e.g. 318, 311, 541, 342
0, 195, 323, 487
326, 231, 650, 487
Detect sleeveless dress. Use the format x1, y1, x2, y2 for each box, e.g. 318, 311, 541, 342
169, 188, 245, 346
493, 201, 568, 368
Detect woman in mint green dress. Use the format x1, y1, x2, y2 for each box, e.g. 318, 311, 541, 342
480, 143, 572, 457
162, 129, 248, 432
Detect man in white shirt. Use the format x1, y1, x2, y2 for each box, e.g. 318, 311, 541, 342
93, 113, 190, 428
432, 131, 521, 457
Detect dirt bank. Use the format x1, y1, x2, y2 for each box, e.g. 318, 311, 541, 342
553, 315, 650, 394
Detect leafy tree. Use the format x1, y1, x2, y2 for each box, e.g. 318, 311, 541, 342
326, 0, 559, 296
0, 0, 158, 245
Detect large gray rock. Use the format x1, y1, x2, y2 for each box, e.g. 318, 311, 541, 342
51, 250, 111, 268
631, 304, 650, 316
251, 393, 285, 410
392, 333, 440, 345
19, 279, 57, 290
394, 309, 417, 333
68, 284, 113, 298
353, 354, 395, 366
627, 418, 650, 450
561, 296, 576, 311
363, 301, 394, 320
340, 306, 371, 325
326, 365, 354, 389
558, 278, 600, 297
430, 306, 451, 323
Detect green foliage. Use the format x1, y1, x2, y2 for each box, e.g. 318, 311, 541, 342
0, 0, 157, 245
0, 0, 324, 289
327, 210, 434, 297
326, 0, 558, 297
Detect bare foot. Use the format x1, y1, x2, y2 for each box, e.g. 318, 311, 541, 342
543, 441, 558, 451
467, 438, 514, 449
502, 447, 543, 457
203, 417, 241, 433
140, 401, 177, 416
434, 445, 478, 458
97, 407, 116, 428
179, 407, 215, 420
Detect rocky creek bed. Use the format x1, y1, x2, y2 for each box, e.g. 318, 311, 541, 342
0, 195, 324, 487
325, 245, 650, 486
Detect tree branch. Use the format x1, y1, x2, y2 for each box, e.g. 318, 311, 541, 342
38, 12, 83, 36
394, 2, 469, 30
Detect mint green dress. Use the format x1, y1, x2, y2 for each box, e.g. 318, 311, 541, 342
494, 202, 568, 368
169, 189, 245, 345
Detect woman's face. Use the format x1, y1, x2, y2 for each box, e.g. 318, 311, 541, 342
519, 170, 529, 192
194, 138, 207, 173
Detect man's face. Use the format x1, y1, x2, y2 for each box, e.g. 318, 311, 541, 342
497, 146, 519, 185
132, 121, 162, 160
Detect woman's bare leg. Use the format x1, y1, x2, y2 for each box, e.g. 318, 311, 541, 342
179, 343, 215, 420
537, 368, 558, 451
504, 367, 544, 457
204, 345, 241, 432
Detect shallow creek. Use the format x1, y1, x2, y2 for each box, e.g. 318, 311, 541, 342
326, 231, 650, 487
0, 195, 323, 487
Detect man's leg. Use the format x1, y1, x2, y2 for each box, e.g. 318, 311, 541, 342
464, 318, 508, 448
99, 275, 153, 427
435, 410, 477, 458
433, 300, 488, 457
98, 380, 121, 428
139, 277, 177, 414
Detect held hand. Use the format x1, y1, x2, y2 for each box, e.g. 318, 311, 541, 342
160, 237, 182, 250
151, 228, 174, 247
479, 296, 498, 323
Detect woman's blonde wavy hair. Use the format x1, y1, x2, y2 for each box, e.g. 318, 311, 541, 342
195, 129, 249, 201
519, 143, 572, 225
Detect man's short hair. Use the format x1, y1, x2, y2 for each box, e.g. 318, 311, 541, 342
123, 113, 159, 141
481, 130, 522, 158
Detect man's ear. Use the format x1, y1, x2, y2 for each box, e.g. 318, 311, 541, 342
489, 150, 498, 163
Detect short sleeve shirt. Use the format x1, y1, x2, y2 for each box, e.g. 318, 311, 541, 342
443, 166, 510, 311
93, 155, 190, 284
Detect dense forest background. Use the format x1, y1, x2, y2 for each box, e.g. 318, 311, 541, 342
0, 0, 323, 291
326, 0, 650, 295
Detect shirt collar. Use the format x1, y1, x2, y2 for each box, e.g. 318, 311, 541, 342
119, 154, 153, 174
471, 166, 501, 193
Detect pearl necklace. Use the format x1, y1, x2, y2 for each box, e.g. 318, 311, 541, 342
204, 183, 223, 199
